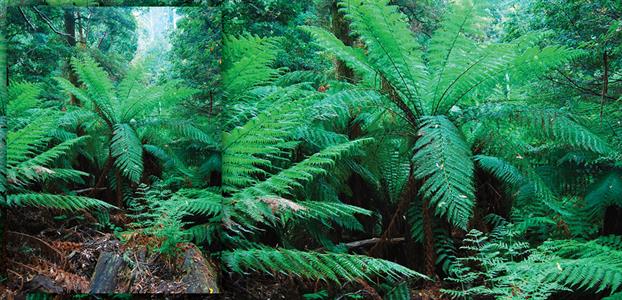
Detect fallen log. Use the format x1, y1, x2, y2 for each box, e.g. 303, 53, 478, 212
24, 274, 63, 294
89, 251, 126, 293
181, 247, 220, 294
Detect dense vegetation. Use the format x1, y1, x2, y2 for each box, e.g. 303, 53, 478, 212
1, 0, 622, 299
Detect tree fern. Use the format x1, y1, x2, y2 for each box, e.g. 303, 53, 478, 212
56, 55, 197, 198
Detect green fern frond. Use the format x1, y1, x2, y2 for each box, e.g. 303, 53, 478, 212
406, 201, 424, 243
413, 116, 475, 229
474, 155, 524, 187
552, 257, 622, 293
111, 123, 143, 183
242, 138, 373, 197
175, 188, 223, 216
384, 282, 411, 300
300, 26, 375, 81
186, 223, 219, 245
222, 101, 301, 192
8, 81, 41, 116
10, 136, 89, 186
8, 193, 113, 211
70, 56, 117, 124
223, 34, 282, 98
528, 112, 611, 155
340, 0, 426, 115
19, 136, 89, 170
222, 247, 427, 283
378, 139, 411, 203
169, 121, 220, 150
7, 115, 56, 166
296, 200, 372, 232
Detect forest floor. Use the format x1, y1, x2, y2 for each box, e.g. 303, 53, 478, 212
2, 209, 194, 295
2, 210, 443, 298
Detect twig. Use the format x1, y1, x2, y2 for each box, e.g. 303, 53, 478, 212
7, 269, 24, 290
345, 237, 405, 248
314, 237, 405, 251
553, 69, 617, 101
97, 31, 108, 49
18, 7, 37, 31
31, 7, 74, 39
73, 187, 107, 194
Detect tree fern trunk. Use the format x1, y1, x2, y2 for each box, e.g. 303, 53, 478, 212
0, 206, 6, 281
115, 171, 123, 208
422, 200, 436, 277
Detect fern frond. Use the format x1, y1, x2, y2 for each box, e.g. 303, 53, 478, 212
222, 247, 426, 283
222, 101, 301, 192
169, 121, 220, 150
7, 115, 56, 166
296, 200, 372, 232
111, 123, 143, 183
8, 193, 113, 211
552, 257, 622, 293
378, 139, 411, 203
8, 81, 40, 116
241, 138, 373, 197
70, 56, 117, 124
413, 116, 475, 229
528, 112, 611, 155
10, 136, 89, 186
175, 188, 223, 216
474, 155, 524, 187
341, 0, 426, 114
223, 35, 282, 98
300, 26, 375, 81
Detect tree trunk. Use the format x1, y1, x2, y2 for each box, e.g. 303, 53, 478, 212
422, 200, 436, 277
115, 170, 123, 208
331, 0, 355, 82
64, 9, 80, 106
77, 11, 87, 48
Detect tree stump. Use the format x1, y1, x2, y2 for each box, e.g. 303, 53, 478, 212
181, 247, 220, 294
89, 251, 125, 293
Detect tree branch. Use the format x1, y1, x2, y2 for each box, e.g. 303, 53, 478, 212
31, 7, 74, 40
18, 7, 37, 31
